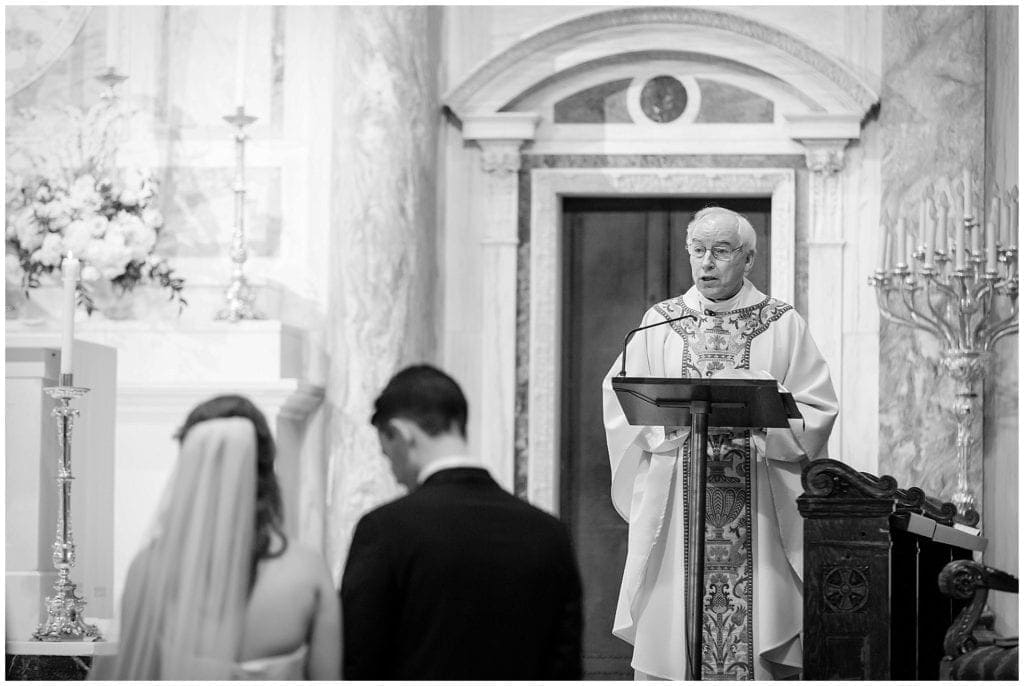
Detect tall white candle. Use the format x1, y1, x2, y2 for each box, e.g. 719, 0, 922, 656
999, 194, 1010, 247
234, 9, 249, 108
896, 216, 907, 266
936, 191, 949, 254
1010, 186, 1019, 249
60, 253, 80, 375
962, 167, 973, 218
986, 213, 998, 273
923, 198, 936, 268
956, 211, 966, 270
878, 220, 891, 272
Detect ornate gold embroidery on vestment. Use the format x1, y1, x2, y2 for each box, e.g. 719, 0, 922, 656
654, 297, 791, 680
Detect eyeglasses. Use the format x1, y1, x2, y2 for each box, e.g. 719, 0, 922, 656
687, 245, 744, 262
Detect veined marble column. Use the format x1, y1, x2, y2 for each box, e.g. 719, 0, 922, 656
462, 114, 538, 493
802, 139, 849, 459
325, 6, 440, 581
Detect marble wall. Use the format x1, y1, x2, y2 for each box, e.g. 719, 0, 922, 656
982, 5, 1018, 635
877, 6, 986, 507
322, 5, 442, 581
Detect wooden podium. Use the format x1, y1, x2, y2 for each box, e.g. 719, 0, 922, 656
612, 375, 800, 680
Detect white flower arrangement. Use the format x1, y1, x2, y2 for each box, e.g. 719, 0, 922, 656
5, 98, 186, 315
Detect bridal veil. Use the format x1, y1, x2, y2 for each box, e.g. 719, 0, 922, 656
90, 417, 257, 679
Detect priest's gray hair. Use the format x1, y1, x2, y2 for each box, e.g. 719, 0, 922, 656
687, 206, 757, 254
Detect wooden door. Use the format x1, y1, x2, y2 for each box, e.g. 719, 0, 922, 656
560, 196, 770, 679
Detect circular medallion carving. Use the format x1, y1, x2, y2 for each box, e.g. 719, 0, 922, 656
823, 566, 868, 612
639, 75, 687, 123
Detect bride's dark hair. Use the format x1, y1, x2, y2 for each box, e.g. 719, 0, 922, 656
177, 394, 288, 588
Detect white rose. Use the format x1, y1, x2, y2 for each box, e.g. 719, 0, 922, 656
83, 231, 132, 280
68, 175, 102, 215
87, 214, 110, 238
115, 211, 156, 261
79, 264, 101, 282
31, 232, 64, 267
63, 219, 94, 255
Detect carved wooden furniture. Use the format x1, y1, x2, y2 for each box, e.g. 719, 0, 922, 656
938, 560, 1018, 680
798, 459, 985, 680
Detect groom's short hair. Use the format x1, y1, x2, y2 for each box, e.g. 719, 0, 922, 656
371, 364, 468, 438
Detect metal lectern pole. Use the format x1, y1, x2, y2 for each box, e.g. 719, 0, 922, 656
685, 400, 709, 680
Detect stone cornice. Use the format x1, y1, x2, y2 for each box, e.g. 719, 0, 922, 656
445, 6, 879, 116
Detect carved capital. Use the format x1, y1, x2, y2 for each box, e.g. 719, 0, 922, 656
799, 139, 849, 175
479, 142, 523, 177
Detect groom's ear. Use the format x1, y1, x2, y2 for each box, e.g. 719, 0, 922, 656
388, 418, 416, 444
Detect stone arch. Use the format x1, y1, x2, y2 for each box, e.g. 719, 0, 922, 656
445, 6, 878, 135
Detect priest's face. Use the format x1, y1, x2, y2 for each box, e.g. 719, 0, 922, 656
687, 214, 754, 302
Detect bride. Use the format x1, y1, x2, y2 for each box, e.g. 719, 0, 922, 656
90, 395, 341, 680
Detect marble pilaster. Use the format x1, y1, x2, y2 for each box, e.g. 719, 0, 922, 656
461, 115, 538, 493
878, 6, 985, 510
800, 138, 849, 458
324, 6, 440, 581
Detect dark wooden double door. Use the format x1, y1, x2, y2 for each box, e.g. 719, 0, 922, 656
559, 196, 771, 679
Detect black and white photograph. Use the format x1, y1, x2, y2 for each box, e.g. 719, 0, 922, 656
4, 2, 1018, 682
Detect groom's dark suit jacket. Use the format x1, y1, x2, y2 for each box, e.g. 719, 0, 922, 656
341, 467, 582, 680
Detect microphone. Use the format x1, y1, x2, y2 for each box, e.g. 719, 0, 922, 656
617, 312, 699, 376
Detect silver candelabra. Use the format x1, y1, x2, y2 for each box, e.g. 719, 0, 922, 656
32, 373, 101, 641
870, 177, 1018, 522
216, 105, 264, 322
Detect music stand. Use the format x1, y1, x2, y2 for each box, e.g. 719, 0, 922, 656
612, 375, 801, 680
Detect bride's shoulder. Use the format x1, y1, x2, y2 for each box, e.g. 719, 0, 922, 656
263, 538, 332, 583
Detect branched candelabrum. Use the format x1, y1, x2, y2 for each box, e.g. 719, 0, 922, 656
869, 179, 1018, 523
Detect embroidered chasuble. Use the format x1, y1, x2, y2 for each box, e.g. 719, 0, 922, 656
602, 279, 838, 680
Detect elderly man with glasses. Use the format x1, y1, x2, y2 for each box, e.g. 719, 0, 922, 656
602, 206, 838, 680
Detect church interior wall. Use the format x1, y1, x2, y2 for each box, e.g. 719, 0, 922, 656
4, 3, 1018, 645
877, 6, 985, 506
982, 4, 1018, 636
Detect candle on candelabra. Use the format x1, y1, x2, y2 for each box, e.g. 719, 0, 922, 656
986, 202, 999, 273
962, 168, 973, 218
972, 198, 986, 257
878, 220, 891, 272
59, 253, 80, 375
955, 212, 967, 270
897, 216, 907, 267
923, 198, 936, 268
234, 8, 249, 107
999, 194, 1010, 248
936, 190, 949, 254
1009, 186, 1019, 249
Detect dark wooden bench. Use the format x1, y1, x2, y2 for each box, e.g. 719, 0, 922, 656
798, 459, 985, 680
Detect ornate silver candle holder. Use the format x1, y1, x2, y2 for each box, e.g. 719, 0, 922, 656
216, 105, 264, 322
32, 373, 101, 641
869, 201, 1018, 523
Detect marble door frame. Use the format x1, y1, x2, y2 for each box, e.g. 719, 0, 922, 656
444, 6, 881, 506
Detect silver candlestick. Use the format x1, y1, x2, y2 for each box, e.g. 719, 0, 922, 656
32, 373, 101, 641
216, 105, 264, 322
870, 183, 1018, 523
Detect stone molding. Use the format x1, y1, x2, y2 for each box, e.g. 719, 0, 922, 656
800, 138, 851, 176
445, 6, 878, 116
526, 167, 796, 513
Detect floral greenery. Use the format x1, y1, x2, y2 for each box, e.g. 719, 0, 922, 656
5, 97, 186, 315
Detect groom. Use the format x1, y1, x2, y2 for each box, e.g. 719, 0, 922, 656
341, 364, 582, 680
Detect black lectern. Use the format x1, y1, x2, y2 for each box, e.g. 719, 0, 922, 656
612, 375, 801, 680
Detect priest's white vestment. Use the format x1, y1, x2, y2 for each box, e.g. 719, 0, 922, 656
602, 279, 838, 680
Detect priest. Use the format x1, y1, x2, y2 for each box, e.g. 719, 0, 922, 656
602, 206, 838, 680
